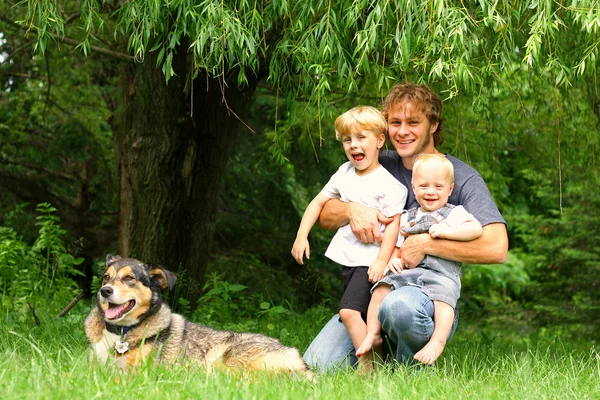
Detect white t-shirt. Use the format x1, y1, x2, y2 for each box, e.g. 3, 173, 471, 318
321, 162, 408, 267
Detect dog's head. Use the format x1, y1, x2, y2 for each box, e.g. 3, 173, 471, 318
97, 254, 177, 326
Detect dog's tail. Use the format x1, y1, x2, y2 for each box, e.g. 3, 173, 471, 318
259, 347, 315, 381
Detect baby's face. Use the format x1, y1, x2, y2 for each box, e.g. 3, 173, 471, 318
412, 163, 454, 212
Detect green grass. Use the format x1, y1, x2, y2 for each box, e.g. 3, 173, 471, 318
1, 308, 598, 400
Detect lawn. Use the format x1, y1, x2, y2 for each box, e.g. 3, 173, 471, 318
1, 307, 598, 400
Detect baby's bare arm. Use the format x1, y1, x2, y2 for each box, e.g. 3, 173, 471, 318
429, 219, 482, 241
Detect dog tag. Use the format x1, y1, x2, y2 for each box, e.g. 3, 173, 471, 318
115, 340, 130, 354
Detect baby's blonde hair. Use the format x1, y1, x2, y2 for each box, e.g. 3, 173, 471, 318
334, 106, 387, 141
412, 153, 454, 183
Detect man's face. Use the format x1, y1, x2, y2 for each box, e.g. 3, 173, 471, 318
387, 101, 438, 166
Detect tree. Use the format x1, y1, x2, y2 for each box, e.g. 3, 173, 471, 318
2, 0, 599, 302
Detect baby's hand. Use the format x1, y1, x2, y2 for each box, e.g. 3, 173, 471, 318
368, 259, 386, 283
385, 257, 404, 275
291, 238, 310, 265
429, 222, 451, 238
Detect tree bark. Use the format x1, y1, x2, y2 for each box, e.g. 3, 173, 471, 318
112, 44, 258, 303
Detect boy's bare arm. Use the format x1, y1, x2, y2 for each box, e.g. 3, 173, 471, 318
318, 199, 393, 243
400, 222, 508, 267
376, 214, 401, 264
368, 214, 400, 282
291, 193, 330, 264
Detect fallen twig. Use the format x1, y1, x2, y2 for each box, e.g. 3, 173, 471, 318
57, 291, 85, 317
28, 302, 40, 326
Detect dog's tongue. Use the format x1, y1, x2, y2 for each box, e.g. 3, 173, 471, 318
105, 301, 133, 320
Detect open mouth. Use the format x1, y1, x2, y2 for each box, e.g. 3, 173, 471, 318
105, 300, 136, 320
352, 153, 365, 162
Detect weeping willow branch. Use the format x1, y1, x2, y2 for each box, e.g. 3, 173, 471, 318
0, 15, 134, 62
552, 75, 563, 214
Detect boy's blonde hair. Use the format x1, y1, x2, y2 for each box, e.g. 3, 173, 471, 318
412, 153, 454, 183
334, 106, 387, 141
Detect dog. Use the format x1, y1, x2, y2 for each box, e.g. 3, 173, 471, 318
84, 254, 312, 378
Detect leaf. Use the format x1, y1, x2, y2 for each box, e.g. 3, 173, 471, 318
228, 284, 248, 292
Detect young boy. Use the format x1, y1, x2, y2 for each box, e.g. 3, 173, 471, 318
356, 153, 482, 365
291, 106, 407, 369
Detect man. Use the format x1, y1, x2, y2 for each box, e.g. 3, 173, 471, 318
303, 82, 508, 370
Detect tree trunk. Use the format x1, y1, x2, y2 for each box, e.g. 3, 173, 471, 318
112, 44, 257, 303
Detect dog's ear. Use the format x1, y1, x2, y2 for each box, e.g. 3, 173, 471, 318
106, 254, 122, 265
148, 266, 177, 291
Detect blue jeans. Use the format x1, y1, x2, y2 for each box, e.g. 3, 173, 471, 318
303, 286, 459, 371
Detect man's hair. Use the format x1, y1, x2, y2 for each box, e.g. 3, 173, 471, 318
334, 106, 387, 141
412, 153, 454, 184
382, 82, 445, 147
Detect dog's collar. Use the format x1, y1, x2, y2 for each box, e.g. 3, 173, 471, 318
105, 322, 133, 337
105, 321, 171, 354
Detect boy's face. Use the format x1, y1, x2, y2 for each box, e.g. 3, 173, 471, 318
387, 101, 438, 167
412, 162, 454, 212
340, 129, 385, 176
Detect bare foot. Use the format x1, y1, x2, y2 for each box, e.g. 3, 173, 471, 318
356, 353, 375, 374
414, 338, 446, 365
356, 333, 383, 357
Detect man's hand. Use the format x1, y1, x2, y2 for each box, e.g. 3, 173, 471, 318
399, 233, 431, 268
348, 202, 394, 244
368, 259, 387, 283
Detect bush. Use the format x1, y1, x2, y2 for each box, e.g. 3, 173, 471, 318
0, 203, 84, 325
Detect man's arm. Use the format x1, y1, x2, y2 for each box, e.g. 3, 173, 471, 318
400, 222, 508, 267
318, 199, 393, 243
317, 198, 350, 230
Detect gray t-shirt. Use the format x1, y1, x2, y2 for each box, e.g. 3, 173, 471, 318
379, 150, 506, 227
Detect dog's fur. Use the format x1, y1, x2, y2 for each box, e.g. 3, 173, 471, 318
84, 255, 312, 378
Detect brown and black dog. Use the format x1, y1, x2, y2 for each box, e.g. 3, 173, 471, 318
84, 254, 312, 378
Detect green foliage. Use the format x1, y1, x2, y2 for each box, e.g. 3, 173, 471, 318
0, 22, 118, 263
462, 252, 531, 312
513, 204, 600, 326
9, 1, 600, 147
0, 227, 27, 305
0, 204, 84, 324
192, 272, 250, 323
3, 0, 600, 335
187, 272, 309, 342
32, 203, 84, 291
438, 67, 600, 332
210, 90, 346, 310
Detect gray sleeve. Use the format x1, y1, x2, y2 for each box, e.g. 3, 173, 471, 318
455, 174, 506, 227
